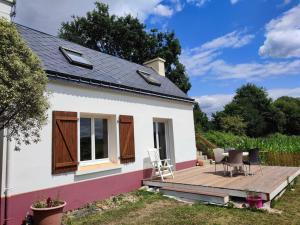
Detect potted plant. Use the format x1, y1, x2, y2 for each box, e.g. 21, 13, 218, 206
246, 191, 263, 208
31, 197, 66, 225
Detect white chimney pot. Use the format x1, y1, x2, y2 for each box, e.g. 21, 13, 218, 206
143, 57, 166, 76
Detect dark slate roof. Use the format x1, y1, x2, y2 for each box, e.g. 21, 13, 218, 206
16, 24, 193, 103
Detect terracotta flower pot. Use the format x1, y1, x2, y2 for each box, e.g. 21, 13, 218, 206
246, 196, 263, 208
196, 160, 204, 166
31, 201, 66, 225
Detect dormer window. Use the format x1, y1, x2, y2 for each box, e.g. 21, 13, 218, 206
59, 46, 93, 69
137, 70, 161, 86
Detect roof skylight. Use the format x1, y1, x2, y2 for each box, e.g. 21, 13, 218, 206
137, 70, 161, 86
59, 46, 93, 69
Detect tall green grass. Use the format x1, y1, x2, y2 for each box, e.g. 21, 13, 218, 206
201, 131, 300, 153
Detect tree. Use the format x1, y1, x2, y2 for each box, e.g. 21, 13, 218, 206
273, 96, 300, 135
193, 102, 210, 132
0, 19, 49, 148
212, 83, 275, 137
219, 115, 247, 136
59, 2, 191, 93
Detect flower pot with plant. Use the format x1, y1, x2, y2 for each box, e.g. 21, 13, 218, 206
246, 190, 263, 208
30, 197, 66, 225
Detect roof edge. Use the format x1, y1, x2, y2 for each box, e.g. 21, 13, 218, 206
46, 70, 195, 104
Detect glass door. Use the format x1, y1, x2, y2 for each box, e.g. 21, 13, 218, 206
153, 122, 167, 160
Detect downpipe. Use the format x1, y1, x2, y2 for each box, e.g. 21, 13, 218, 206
2, 129, 11, 225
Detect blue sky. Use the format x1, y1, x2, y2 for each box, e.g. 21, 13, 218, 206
15, 0, 300, 115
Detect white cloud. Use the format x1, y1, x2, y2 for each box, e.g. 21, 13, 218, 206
181, 30, 255, 76
153, 4, 174, 17
204, 59, 300, 80
201, 30, 254, 50
194, 87, 300, 116
195, 94, 233, 116
283, 0, 292, 5
230, 0, 240, 4
259, 4, 300, 58
269, 87, 300, 99
278, 0, 292, 7
187, 0, 239, 7
187, 0, 210, 7
171, 0, 184, 12
15, 0, 181, 35
181, 28, 300, 80
101, 0, 161, 21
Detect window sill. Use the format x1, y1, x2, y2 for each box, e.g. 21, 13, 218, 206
75, 162, 121, 176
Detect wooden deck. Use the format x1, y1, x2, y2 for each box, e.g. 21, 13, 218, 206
143, 165, 300, 201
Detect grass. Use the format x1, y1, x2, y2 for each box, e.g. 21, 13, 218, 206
63, 179, 300, 225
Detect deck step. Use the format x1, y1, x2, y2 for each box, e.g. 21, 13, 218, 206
197, 160, 211, 166
199, 155, 208, 160
197, 152, 209, 161
160, 187, 229, 205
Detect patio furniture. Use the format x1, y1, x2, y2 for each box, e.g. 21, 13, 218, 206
222, 152, 249, 157
225, 150, 247, 177
212, 148, 226, 175
224, 147, 235, 153
148, 148, 174, 181
243, 148, 263, 175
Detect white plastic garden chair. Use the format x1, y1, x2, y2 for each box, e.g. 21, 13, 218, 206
148, 148, 174, 181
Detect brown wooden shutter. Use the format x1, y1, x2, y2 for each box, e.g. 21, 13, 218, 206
119, 115, 135, 163
52, 111, 78, 174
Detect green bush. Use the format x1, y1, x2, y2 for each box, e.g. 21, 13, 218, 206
219, 115, 247, 135
202, 131, 300, 153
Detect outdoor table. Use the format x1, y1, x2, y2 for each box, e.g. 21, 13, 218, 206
222, 151, 249, 176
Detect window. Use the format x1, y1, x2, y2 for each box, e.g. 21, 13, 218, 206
153, 121, 167, 160
95, 119, 108, 159
80, 118, 92, 161
137, 70, 161, 86
59, 46, 93, 69
80, 117, 108, 163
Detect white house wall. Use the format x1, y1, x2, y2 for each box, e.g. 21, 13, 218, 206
0, 129, 4, 197
3, 80, 196, 196
0, 0, 12, 20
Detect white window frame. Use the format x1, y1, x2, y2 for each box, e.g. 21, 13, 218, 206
78, 115, 110, 166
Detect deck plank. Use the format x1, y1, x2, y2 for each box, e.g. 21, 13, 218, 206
145, 165, 300, 200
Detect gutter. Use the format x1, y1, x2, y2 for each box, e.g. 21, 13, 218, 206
45, 70, 195, 104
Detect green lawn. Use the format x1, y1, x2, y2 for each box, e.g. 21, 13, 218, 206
63, 179, 300, 225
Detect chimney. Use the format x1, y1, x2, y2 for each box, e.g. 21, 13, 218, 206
143, 57, 166, 76
0, 0, 14, 21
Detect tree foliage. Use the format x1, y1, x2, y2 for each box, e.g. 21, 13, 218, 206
273, 96, 300, 135
219, 115, 247, 136
212, 83, 275, 137
59, 2, 191, 93
193, 102, 210, 132
0, 19, 49, 147
211, 83, 300, 137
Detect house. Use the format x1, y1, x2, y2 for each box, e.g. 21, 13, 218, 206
0, 0, 13, 20
0, 3, 197, 225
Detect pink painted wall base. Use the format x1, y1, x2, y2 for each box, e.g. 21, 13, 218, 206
0, 160, 196, 225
